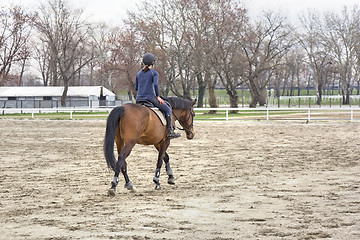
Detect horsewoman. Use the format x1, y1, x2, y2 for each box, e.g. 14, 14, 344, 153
135, 53, 181, 139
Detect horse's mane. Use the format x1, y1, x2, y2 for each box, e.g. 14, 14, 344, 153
164, 97, 193, 110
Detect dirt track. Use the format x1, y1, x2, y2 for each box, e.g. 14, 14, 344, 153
0, 119, 359, 240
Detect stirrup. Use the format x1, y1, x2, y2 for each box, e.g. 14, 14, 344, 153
167, 131, 181, 139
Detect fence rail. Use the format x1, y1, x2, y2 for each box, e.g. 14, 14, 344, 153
195, 107, 359, 122
0, 107, 112, 119
1, 106, 359, 122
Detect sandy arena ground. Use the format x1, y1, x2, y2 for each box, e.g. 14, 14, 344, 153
0, 119, 359, 240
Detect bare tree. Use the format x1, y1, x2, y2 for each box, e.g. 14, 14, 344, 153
33, 40, 51, 86
209, 0, 248, 110
299, 11, 334, 104
181, 0, 222, 107
0, 6, 34, 85
107, 26, 142, 96
239, 11, 294, 107
17, 44, 32, 86
283, 47, 305, 97
127, 0, 204, 100
322, 5, 360, 104
155, 0, 194, 99
34, 0, 93, 106
355, 44, 360, 95
83, 23, 112, 87
356, 16, 360, 95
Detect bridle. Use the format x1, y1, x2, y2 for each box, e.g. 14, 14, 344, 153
173, 107, 194, 135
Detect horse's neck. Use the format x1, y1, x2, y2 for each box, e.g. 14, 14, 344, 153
172, 108, 183, 118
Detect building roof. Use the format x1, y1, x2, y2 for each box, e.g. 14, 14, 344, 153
0, 86, 115, 97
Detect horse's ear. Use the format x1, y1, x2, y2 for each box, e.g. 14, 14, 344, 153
192, 99, 197, 106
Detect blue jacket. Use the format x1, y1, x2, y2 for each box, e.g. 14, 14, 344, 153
135, 69, 159, 100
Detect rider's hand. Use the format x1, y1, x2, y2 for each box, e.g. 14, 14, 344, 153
157, 96, 165, 105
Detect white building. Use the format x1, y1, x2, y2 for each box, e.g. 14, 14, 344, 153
0, 86, 124, 108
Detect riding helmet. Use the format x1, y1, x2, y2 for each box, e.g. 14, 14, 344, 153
142, 53, 156, 65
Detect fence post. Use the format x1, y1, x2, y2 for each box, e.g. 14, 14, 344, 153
308, 109, 311, 122
351, 109, 353, 122
266, 108, 269, 121
226, 109, 229, 121
32, 112, 34, 119
349, 96, 351, 108
70, 111, 73, 120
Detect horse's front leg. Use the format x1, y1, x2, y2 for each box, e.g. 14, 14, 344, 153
164, 152, 175, 185
153, 142, 170, 190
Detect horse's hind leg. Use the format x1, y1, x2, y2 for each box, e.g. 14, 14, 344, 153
121, 160, 133, 190
164, 153, 175, 185
109, 141, 135, 195
153, 157, 162, 190
153, 154, 164, 190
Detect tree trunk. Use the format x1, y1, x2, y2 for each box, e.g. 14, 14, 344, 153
316, 83, 322, 105
90, 61, 94, 86
207, 79, 217, 114
126, 71, 136, 99
345, 83, 350, 105
197, 72, 206, 107
307, 74, 311, 95
297, 74, 301, 96
282, 78, 287, 96
19, 59, 26, 86
61, 79, 69, 107
228, 90, 238, 113
248, 77, 263, 108
290, 73, 295, 96
258, 88, 267, 106
52, 61, 58, 86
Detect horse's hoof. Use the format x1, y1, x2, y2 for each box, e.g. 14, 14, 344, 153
155, 185, 162, 190
125, 181, 134, 191
153, 178, 160, 185
168, 177, 175, 185
108, 188, 116, 197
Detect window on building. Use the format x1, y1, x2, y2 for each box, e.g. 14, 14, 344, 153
8, 97, 17, 100
43, 96, 52, 100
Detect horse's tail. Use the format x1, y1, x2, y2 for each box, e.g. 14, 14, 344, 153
104, 106, 125, 172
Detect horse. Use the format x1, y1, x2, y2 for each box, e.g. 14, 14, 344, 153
103, 97, 196, 196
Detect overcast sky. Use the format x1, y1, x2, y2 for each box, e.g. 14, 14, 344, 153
2, 0, 359, 26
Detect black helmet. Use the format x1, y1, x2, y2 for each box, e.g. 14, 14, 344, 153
143, 53, 156, 65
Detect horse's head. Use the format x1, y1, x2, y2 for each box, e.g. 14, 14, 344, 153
175, 99, 196, 140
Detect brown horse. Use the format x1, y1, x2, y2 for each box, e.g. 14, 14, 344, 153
104, 97, 196, 195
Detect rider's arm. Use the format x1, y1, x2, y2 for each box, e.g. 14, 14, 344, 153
135, 75, 139, 92
153, 71, 160, 97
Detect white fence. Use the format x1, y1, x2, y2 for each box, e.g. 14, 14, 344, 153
1, 106, 359, 122
195, 107, 359, 122
0, 107, 112, 120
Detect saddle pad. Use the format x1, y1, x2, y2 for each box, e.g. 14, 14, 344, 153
150, 108, 167, 126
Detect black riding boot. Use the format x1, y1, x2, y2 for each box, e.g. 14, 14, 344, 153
166, 114, 181, 139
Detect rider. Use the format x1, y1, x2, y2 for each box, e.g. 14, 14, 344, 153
135, 53, 181, 139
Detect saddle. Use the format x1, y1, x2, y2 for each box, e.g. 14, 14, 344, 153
137, 100, 169, 126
